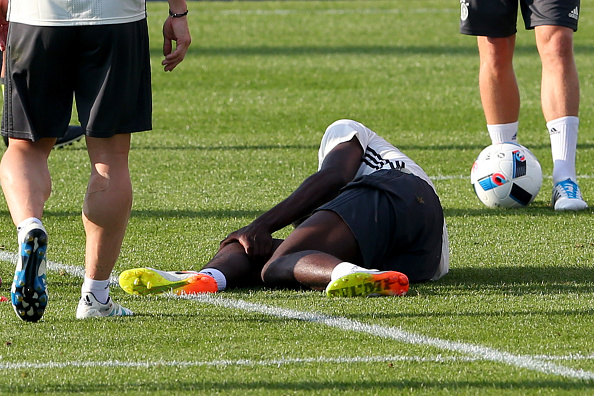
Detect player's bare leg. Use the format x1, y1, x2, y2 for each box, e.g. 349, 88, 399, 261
0, 139, 54, 224
535, 26, 579, 122
535, 25, 586, 210
0, 138, 54, 321
76, 134, 133, 318
261, 210, 362, 289
202, 238, 284, 288
262, 210, 409, 296
477, 35, 521, 144
477, 35, 520, 125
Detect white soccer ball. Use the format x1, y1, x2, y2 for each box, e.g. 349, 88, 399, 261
471, 142, 543, 208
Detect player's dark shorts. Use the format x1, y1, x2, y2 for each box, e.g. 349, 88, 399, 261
2, 20, 152, 141
315, 169, 444, 282
460, 0, 580, 37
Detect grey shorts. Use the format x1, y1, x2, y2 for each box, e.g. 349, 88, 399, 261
2, 20, 152, 140
316, 169, 444, 282
460, 0, 580, 37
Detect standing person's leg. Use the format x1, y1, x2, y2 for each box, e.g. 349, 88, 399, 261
1, 139, 54, 322
477, 35, 521, 144
76, 134, 134, 318
0, 139, 54, 223
0, 22, 76, 322
76, 21, 152, 317
534, 25, 586, 210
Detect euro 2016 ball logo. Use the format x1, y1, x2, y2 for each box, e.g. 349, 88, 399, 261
471, 143, 542, 208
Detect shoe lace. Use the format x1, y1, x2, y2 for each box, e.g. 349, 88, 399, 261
556, 180, 581, 200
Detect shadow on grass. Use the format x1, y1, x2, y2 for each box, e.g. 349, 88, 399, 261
434, 265, 594, 290
3, 378, 593, 394
443, 205, 594, 217
28, 202, 592, 221
130, 141, 594, 152
156, 42, 594, 58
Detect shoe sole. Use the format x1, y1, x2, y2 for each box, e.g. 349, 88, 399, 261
53, 126, 85, 149
553, 198, 588, 211
326, 271, 409, 297
119, 268, 216, 296
11, 229, 48, 322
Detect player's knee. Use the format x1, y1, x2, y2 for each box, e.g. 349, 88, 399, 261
261, 257, 295, 287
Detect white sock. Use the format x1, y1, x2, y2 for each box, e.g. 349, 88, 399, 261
81, 276, 110, 304
487, 122, 519, 144
17, 217, 43, 233
330, 262, 379, 281
548, 116, 579, 185
199, 268, 227, 291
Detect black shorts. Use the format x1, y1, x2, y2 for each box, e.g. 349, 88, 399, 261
2, 20, 152, 140
316, 169, 444, 282
460, 0, 580, 37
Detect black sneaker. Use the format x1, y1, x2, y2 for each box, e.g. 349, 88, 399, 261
53, 125, 85, 149
11, 222, 49, 322
3, 126, 85, 148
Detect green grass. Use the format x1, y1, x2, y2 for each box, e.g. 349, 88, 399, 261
1, 1, 594, 394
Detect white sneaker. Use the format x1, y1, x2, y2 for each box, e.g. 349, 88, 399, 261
76, 292, 133, 319
552, 178, 588, 211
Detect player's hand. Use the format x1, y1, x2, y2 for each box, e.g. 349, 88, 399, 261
0, 0, 8, 51
219, 225, 274, 259
162, 16, 191, 72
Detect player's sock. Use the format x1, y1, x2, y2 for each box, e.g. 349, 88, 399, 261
548, 116, 579, 185
199, 268, 227, 291
487, 121, 518, 144
81, 276, 110, 304
330, 262, 379, 282
17, 217, 43, 233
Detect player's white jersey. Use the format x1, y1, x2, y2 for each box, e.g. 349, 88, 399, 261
318, 119, 435, 191
318, 119, 449, 281
8, 0, 146, 26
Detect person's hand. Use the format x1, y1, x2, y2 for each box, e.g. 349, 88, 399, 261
162, 15, 191, 71
219, 223, 274, 259
0, 0, 8, 51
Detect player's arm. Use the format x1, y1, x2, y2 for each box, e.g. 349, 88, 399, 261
162, 0, 191, 71
220, 136, 364, 258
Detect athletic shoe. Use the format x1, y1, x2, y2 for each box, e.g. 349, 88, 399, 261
2, 125, 84, 148
11, 222, 48, 322
119, 267, 218, 296
552, 178, 588, 211
53, 126, 85, 149
326, 271, 409, 297
76, 292, 133, 319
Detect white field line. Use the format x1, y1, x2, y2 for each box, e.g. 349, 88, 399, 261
186, 294, 594, 381
2, 354, 594, 371
0, 255, 593, 380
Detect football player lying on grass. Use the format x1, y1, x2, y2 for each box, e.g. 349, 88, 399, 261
120, 119, 449, 298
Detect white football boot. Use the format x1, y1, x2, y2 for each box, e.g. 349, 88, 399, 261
552, 178, 588, 211
76, 292, 133, 319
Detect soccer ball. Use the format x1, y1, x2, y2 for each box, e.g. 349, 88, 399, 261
471, 142, 542, 208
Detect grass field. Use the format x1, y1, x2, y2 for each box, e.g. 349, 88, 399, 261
1, 1, 594, 394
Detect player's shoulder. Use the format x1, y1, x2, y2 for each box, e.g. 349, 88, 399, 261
322, 119, 375, 142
